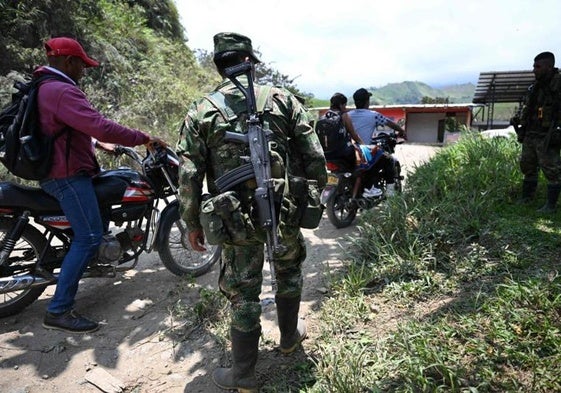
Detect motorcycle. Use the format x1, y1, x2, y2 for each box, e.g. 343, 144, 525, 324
0, 143, 220, 317
320, 131, 404, 228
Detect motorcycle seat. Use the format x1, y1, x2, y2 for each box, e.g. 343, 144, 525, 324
0, 175, 131, 213
0, 182, 60, 212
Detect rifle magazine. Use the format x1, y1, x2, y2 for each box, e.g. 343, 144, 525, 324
215, 163, 255, 192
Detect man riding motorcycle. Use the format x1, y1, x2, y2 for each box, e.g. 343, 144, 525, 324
348, 88, 406, 197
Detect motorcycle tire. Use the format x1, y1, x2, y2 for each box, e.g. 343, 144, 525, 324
157, 203, 220, 277
394, 161, 403, 192
326, 191, 357, 229
0, 219, 51, 318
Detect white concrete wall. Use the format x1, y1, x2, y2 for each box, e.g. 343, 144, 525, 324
406, 112, 470, 144
407, 113, 443, 144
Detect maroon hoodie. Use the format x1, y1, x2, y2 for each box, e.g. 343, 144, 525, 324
34, 66, 150, 179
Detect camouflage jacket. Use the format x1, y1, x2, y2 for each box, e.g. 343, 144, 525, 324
176, 77, 327, 232
521, 69, 561, 137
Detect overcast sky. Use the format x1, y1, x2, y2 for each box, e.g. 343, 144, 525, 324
176, 0, 560, 99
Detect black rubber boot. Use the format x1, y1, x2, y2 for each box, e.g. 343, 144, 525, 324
518, 179, 537, 204
538, 184, 561, 213
212, 327, 260, 393
275, 295, 307, 354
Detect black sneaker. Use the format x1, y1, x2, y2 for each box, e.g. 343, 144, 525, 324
42, 310, 100, 333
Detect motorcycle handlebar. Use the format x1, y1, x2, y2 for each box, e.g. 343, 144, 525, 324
114, 140, 167, 161
114, 145, 142, 163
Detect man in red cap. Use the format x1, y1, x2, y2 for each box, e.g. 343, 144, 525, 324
34, 36, 162, 333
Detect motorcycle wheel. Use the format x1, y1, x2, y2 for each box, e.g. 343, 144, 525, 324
157, 205, 220, 277
326, 191, 357, 228
0, 220, 50, 318
394, 161, 403, 192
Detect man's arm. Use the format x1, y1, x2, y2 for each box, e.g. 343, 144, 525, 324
387, 119, 407, 139
176, 111, 208, 235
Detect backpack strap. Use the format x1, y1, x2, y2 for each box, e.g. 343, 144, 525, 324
256, 85, 273, 114
205, 91, 238, 122
204, 85, 273, 123
34, 74, 74, 176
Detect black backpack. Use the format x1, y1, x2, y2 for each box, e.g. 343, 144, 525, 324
315, 109, 350, 154
0, 74, 69, 180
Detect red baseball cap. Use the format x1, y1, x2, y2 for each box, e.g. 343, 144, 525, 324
44, 37, 99, 67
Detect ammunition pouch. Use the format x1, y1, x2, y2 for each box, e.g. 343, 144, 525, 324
286, 176, 324, 229
200, 191, 254, 245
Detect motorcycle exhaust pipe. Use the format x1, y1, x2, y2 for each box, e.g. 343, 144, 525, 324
0, 274, 56, 294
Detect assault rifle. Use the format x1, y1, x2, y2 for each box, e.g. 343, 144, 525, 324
510, 100, 525, 143
215, 61, 283, 289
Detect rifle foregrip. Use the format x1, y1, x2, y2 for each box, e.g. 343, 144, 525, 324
254, 187, 273, 228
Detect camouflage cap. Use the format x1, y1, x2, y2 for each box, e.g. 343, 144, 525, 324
213, 32, 261, 63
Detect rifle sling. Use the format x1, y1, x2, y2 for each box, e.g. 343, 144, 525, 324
205, 85, 273, 122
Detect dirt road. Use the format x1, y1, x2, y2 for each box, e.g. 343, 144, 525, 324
0, 143, 438, 393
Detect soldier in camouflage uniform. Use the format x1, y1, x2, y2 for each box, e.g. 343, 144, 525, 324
176, 32, 326, 392
516, 51, 561, 213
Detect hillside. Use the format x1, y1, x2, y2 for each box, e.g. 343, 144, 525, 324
311, 81, 476, 108
370, 81, 475, 105
0, 0, 217, 143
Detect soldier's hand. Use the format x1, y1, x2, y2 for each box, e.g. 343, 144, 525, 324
188, 229, 206, 252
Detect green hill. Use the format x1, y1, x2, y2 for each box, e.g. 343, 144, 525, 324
311, 81, 476, 108
0, 0, 217, 142
369, 81, 475, 105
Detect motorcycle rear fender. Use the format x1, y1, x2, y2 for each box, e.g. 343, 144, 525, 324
320, 185, 336, 205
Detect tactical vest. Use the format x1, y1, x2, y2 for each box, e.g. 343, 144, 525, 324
522, 69, 561, 134
204, 84, 286, 180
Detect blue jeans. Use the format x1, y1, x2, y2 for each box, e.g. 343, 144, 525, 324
40, 175, 103, 314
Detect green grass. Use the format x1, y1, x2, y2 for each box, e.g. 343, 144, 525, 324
305, 132, 561, 392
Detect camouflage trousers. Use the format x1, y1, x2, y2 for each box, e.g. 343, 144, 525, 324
520, 135, 561, 185
218, 222, 306, 332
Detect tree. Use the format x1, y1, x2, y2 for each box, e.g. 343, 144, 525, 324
421, 96, 450, 104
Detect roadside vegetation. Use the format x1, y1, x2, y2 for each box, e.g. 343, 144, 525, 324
305, 133, 561, 392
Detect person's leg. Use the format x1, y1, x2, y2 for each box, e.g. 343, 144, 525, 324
273, 227, 307, 354
213, 242, 264, 392
40, 175, 103, 332
537, 142, 561, 213
383, 155, 398, 196
519, 138, 540, 203
362, 156, 386, 197
384, 155, 396, 184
